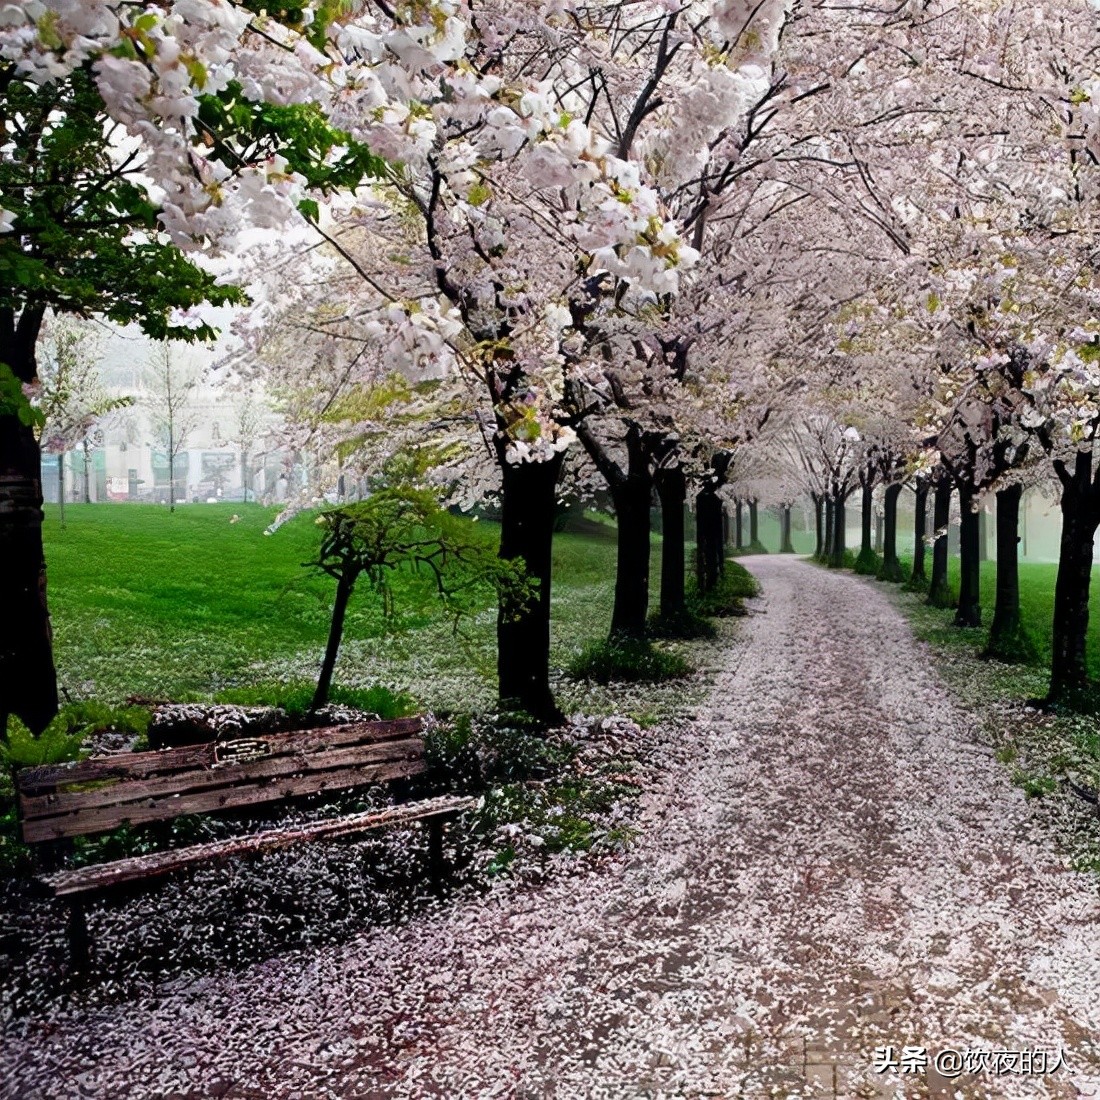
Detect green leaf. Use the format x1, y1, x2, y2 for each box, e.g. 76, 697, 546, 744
0, 363, 44, 429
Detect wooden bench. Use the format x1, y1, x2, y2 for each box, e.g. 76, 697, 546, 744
14, 715, 474, 972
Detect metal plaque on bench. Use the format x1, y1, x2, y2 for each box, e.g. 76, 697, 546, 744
212, 738, 272, 767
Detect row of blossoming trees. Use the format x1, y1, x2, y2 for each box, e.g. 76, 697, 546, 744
2, 0, 1100, 734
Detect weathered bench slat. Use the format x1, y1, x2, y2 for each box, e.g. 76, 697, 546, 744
20, 736, 425, 822
17, 717, 423, 794
42, 795, 477, 898
22, 757, 429, 842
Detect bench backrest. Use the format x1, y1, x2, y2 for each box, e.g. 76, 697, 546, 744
16, 717, 427, 843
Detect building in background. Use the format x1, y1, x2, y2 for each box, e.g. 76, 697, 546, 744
39, 324, 291, 505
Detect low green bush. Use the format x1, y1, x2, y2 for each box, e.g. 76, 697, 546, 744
2, 719, 88, 772
426, 710, 574, 786
646, 607, 717, 640
472, 774, 641, 869
853, 547, 881, 576
1, 701, 149, 770
566, 636, 692, 684
2, 702, 150, 873
686, 560, 760, 618
213, 681, 416, 719
983, 622, 1040, 665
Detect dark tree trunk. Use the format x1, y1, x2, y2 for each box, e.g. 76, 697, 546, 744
985, 484, 1034, 662
861, 482, 873, 553
811, 493, 823, 559
927, 478, 955, 608
0, 305, 58, 734
909, 479, 928, 587
695, 488, 724, 593
878, 483, 904, 582
608, 435, 653, 638
748, 499, 765, 550
496, 446, 566, 724
695, 454, 731, 592
822, 497, 834, 563
828, 494, 847, 568
854, 480, 877, 573
655, 463, 686, 619
57, 453, 66, 530
1048, 452, 1097, 705
576, 423, 655, 639
779, 505, 795, 553
721, 508, 730, 549
954, 487, 982, 627
696, 492, 725, 593
312, 568, 358, 711
734, 499, 743, 549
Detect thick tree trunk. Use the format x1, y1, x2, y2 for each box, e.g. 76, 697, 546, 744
655, 464, 686, 619
854, 480, 877, 573
312, 569, 358, 711
576, 423, 654, 639
909, 479, 928, 588
811, 493, 823, 559
878, 483, 904, 582
822, 497, 834, 563
608, 451, 652, 639
779, 505, 795, 553
985, 484, 1034, 662
927, 478, 954, 608
0, 305, 58, 734
748, 499, 762, 549
696, 488, 725, 593
496, 447, 565, 724
1048, 452, 1097, 705
828, 494, 847, 568
954, 487, 982, 627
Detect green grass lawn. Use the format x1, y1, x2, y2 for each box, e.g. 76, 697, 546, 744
907, 557, 1100, 680
39, 502, 707, 719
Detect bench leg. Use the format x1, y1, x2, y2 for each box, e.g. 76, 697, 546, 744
67, 900, 92, 977
427, 817, 445, 895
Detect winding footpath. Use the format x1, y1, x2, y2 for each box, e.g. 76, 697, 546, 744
6, 557, 1100, 1099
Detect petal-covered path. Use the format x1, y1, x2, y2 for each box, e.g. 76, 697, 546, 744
6, 557, 1100, 1099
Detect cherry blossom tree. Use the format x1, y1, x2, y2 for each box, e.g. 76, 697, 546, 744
1, 0, 391, 731
236, 0, 830, 719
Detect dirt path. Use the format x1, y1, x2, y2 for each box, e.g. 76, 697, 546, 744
6, 557, 1100, 1099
